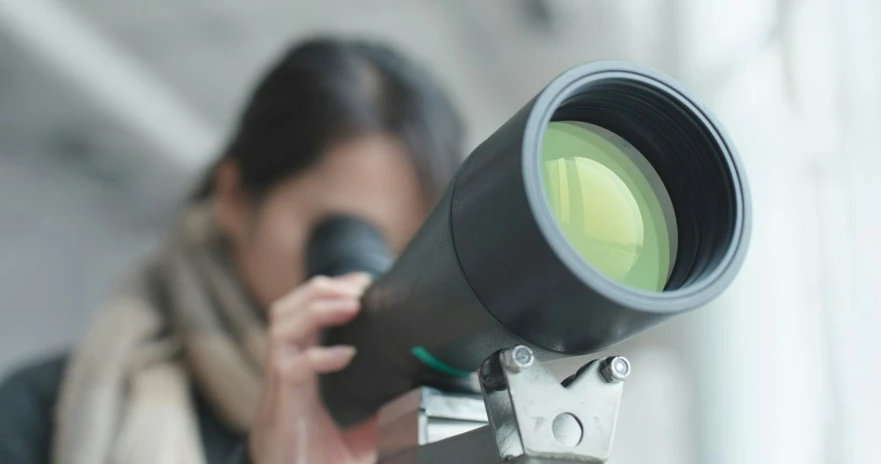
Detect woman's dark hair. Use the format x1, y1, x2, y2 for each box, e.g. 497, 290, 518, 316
195, 37, 464, 203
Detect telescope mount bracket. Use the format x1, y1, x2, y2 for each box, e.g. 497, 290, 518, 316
377, 346, 629, 463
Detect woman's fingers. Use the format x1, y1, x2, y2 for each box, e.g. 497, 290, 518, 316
270, 298, 360, 345
338, 272, 372, 288
267, 274, 373, 346
269, 345, 357, 386
269, 275, 370, 324
306, 346, 358, 374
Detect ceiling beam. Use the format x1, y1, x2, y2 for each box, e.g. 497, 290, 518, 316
0, 0, 219, 172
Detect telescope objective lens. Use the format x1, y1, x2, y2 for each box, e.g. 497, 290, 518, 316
540, 121, 678, 292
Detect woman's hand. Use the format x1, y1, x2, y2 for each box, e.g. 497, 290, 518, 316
250, 273, 377, 464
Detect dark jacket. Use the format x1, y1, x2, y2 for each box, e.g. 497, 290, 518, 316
0, 354, 249, 464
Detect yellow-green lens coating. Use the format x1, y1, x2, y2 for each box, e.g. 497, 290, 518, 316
540, 121, 678, 292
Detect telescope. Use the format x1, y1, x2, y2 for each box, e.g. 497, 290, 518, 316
308, 61, 751, 463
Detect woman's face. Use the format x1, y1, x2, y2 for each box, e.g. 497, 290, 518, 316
215, 134, 431, 308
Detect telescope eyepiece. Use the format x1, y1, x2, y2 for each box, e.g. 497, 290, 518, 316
305, 215, 392, 279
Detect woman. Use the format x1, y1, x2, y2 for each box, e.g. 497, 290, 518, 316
0, 37, 463, 464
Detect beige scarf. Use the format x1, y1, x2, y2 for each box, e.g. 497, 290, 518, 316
52, 205, 268, 464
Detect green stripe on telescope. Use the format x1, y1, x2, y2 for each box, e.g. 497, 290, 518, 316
540, 121, 678, 292
411, 346, 473, 378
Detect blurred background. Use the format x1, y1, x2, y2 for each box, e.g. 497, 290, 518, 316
0, 0, 878, 463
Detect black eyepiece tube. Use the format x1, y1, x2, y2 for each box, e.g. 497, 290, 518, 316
306, 215, 393, 279
316, 61, 751, 426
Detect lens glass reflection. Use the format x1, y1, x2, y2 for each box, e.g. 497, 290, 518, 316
540, 121, 677, 291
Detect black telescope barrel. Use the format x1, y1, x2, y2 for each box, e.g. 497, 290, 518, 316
315, 61, 751, 426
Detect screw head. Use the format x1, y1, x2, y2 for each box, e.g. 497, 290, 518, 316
601, 356, 631, 383
503, 345, 535, 372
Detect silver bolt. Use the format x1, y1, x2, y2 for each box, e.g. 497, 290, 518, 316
503, 345, 535, 372
601, 356, 631, 383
